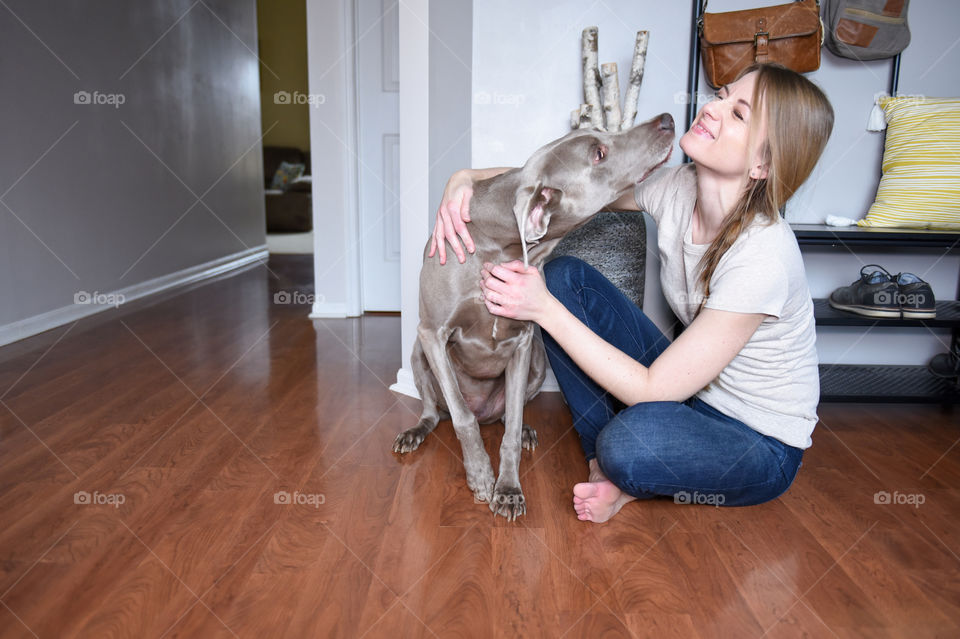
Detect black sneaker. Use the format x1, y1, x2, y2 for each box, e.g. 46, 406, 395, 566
928, 350, 960, 380
829, 264, 900, 318
895, 272, 936, 319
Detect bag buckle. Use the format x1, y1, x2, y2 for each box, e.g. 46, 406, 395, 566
754, 30, 770, 45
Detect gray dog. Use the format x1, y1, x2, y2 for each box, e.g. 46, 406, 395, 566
393, 113, 675, 520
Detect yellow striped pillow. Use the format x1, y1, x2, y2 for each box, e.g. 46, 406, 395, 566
858, 96, 960, 230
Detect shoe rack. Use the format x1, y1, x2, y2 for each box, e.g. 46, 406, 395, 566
792, 225, 960, 403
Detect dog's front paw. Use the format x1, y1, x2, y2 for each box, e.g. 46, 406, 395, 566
490, 482, 526, 521
466, 464, 495, 503
521, 423, 538, 451
393, 426, 428, 454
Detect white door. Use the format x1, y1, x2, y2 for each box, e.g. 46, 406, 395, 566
356, 0, 400, 311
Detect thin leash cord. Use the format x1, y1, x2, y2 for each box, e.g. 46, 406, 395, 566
518, 211, 530, 268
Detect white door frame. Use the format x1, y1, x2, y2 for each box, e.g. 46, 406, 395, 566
306, 0, 362, 318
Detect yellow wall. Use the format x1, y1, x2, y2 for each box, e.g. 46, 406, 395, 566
257, 0, 310, 150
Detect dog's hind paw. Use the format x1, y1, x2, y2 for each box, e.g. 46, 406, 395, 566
490, 483, 526, 521
522, 424, 538, 451
392, 427, 427, 454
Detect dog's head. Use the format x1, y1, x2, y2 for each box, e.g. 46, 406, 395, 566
513, 113, 675, 258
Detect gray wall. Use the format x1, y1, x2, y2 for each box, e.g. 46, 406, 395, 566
0, 0, 266, 328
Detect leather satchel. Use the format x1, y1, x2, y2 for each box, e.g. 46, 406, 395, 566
699, 0, 824, 89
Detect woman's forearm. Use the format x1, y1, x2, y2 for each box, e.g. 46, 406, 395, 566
468, 167, 514, 181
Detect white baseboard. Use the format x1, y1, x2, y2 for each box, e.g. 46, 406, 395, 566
0, 246, 269, 348
540, 367, 559, 392
309, 301, 360, 318
390, 367, 419, 399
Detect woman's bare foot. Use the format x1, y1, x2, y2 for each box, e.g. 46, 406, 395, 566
573, 460, 637, 523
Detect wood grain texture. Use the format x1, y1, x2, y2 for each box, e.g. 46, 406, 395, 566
0, 255, 958, 638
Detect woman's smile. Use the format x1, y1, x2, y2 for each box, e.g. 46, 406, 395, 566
691, 121, 715, 139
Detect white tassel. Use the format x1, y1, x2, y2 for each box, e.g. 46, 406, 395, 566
867, 97, 887, 131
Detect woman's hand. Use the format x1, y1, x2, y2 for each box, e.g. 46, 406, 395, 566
480, 260, 556, 323
429, 169, 476, 264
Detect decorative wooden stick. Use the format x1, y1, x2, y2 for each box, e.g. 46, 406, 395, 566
581, 27, 604, 129
578, 104, 593, 129
601, 62, 621, 132
620, 31, 649, 131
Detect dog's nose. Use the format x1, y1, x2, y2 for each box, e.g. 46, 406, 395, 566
658, 113, 675, 131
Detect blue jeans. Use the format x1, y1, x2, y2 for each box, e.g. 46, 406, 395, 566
541, 257, 804, 507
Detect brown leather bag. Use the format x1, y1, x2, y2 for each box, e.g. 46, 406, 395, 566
699, 0, 824, 88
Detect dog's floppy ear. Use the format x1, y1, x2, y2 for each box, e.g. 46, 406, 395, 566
512, 181, 559, 245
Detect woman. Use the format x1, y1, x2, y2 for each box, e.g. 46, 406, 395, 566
430, 63, 834, 523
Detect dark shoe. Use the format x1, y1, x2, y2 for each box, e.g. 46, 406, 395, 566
896, 272, 936, 319
829, 265, 900, 318
928, 351, 960, 380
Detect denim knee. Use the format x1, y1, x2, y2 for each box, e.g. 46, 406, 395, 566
543, 256, 589, 299
593, 403, 673, 488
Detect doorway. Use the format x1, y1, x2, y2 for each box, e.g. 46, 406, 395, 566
355, 0, 401, 311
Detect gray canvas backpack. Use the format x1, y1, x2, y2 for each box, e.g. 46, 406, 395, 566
822, 0, 910, 60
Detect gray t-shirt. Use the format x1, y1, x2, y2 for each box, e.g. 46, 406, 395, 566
635, 164, 819, 449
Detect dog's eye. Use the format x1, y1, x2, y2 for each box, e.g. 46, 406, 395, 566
594, 145, 607, 163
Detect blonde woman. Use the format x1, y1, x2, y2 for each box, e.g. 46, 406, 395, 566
430, 63, 834, 523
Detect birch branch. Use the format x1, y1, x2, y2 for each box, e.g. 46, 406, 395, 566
581, 27, 604, 129
578, 104, 593, 129
620, 30, 649, 131
601, 62, 621, 132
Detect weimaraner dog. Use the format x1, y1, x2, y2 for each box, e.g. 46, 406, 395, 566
394, 113, 675, 520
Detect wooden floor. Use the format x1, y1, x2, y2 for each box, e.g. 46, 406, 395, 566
1, 255, 958, 638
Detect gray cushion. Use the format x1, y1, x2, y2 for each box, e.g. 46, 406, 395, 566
547, 210, 647, 308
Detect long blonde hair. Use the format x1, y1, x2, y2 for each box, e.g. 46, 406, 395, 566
696, 63, 834, 300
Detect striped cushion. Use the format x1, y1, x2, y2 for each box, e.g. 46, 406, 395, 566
858, 96, 960, 230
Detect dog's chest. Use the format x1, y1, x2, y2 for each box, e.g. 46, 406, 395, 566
447, 301, 529, 378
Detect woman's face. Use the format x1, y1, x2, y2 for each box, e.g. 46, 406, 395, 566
680, 71, 768, 180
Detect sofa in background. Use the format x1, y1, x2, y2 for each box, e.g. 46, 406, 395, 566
263, 146, 313, 233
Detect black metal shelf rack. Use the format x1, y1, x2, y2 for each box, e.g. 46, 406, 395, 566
793, 224, 960, 403
684, 2, 960, 403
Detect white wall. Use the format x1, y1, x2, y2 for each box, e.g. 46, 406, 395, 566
392, 0, 432, 397
471, 0, 960, 365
